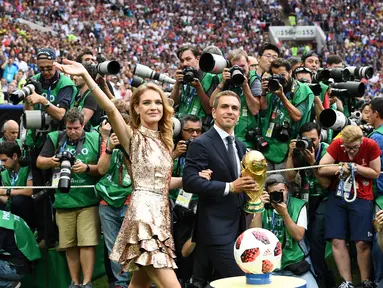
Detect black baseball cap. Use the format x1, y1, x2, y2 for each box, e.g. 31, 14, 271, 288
265, 174, 288, 189
37, 48, 56, 60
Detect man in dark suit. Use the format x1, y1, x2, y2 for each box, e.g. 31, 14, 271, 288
183, 90, 257, 280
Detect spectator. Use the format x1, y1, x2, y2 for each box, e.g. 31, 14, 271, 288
1, 57, 17, 84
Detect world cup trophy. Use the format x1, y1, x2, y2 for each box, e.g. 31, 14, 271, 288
241, 150, 267, 213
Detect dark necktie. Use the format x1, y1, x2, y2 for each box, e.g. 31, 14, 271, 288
226, 136, 238, 178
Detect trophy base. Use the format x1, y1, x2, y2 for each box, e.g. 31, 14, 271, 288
244, 199, 265, 214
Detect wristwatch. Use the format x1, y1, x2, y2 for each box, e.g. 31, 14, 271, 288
44, 100, 51, 109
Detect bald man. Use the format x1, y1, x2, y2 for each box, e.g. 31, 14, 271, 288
249, 56, 259, 73
1, 120, 20, 145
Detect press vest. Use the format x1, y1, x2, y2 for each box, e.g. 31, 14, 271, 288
262, 197, 307, 269
261, 81, 314, 163
369, 125, 383, 209
25, 73, 77, 148
0, 210, 41, 261
229, 70, 259, 148
48, 131, 100, 209
95, 149, 132, 207
177, 72, 214, 119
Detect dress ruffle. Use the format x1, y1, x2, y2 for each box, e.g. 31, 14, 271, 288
110, 220, 177, 272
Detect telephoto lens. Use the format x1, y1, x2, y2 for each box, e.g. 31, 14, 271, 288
229, 65, 245, 86
55, 151, 76, 193
10, 84, 35, 105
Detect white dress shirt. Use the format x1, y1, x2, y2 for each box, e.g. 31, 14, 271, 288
213, 125, 241, 195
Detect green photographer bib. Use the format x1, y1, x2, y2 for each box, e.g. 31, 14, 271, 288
48, 131, 100, 209
95, 149, 132, 207
24, 73, 77, 148
261, 81, 314, 163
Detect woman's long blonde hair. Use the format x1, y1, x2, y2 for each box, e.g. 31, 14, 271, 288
129, 83, 174, 151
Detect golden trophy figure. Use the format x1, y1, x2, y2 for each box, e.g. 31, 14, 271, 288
241, 150, 267, 213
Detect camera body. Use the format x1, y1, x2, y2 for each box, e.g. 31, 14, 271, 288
267, 74, 286, 92
295, 136, 313, 152
229, 65, 245, 86
55, 151, 76, 193
10, 78, 43, 105
360, 124, 374, 136
245, 127, 268, 152
182, 66, 198, 84
274, 121, 290, 143
184, 138, 194, 149
264, 191, 284, 209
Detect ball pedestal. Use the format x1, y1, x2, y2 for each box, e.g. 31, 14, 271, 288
246, 274, 271, 285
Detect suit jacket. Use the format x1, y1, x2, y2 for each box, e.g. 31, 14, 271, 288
182, 127, 247, 246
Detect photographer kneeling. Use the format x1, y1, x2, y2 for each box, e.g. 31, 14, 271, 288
319, 125, 381, 288
285, 122, 335, 288
36, 108, 102, 288
250, 174, 318, 288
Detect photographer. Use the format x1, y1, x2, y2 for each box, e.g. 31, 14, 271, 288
319, 125, 381, 288
285, 122, 335, 288
210, 49, 262, 149
0, 141, 34, 228
250, 174, 318, 288
170, 45, 214, 121
36, 108, 101, 288
260, 59, 314, 170
0, 210, 41, 288
171, 114, 202, 285
0, 120, 20, 146
23, 48, 77, 247
256, 43, 280, 77
368, 97, 383, 285
96, 130, 132, 288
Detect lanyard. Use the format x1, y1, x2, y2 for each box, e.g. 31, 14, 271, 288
60, 141, 67, 153
10, 171, 18, 186
315, 143, 322, 164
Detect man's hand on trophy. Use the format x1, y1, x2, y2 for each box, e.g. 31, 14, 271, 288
231, 176, 256, 193
259, 190, 270, 203
199, 169, 213, 181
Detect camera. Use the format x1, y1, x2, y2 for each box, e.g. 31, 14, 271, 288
245, 127, 268, 152
360, 124, 374, 136
55, 151, 76, 193
229, 65, 245, 86
134, 63, 176, 84
274, 121, 290, 143
84, 61, 121, 79
10, 78, 43, 105
267, 74, 286, 92
311, 68, 350, 83
130, 76, 146, 88
265, 191, 284, 209
182, 66, 198, 84
345, 66, 373, 80
312, 69, 331, 83
298, 78, 322, 95
319, 109, 358, 131
199, 53, 229, 74
295, 137, 313, 151
22, 110, 52, 132
184, 138, 194, 149
329, 82, 365, 98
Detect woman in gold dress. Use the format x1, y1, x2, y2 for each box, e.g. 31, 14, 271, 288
54, 59, 183, 288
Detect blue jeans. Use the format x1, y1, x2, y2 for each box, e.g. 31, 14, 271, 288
99, 205, 130, 288
373, 232, 383, 284
272, 269, 318, 288
0, 260, 25, 288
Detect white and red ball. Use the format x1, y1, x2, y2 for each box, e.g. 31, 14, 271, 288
234, 228, 282, 274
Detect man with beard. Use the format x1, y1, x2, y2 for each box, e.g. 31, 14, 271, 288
260, 58, 314, 171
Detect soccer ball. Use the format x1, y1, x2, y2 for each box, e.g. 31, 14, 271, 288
234, 228, 282, 274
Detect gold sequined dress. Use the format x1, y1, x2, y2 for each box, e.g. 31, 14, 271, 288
109, 125, 177, 272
